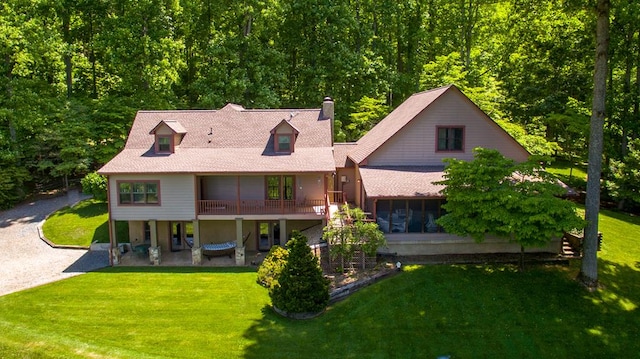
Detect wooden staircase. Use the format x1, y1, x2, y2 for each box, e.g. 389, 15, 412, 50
561, 236, 582, 258
561, 231, 603, 259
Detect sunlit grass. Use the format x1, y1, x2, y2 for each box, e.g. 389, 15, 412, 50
546, 160, 588, 191
1, 208, 638, 358
41, 199, 127, 246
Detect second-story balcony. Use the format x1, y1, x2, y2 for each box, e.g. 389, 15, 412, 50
198, 199, 327, 216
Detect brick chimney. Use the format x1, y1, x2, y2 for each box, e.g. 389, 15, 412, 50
322, 97, 334, 145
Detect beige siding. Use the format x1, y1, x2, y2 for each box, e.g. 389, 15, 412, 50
109, 174, 196, 221
199, 220, 237, 244
203, 176, 237, 200
379, 234, 561, 256
240, 176, 264, 200
336, 168, 356, 203
368, 90, 529, 166
297, 174, 325, 201
200, 175, 323, 201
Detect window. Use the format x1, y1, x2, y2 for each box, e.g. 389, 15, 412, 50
267, 176, 280, 200
275, 134, 293, 153
437, 127, 464, 151
375, 199, 446, 233
266, 175, 295, 200
157, 135, 172, 153
118, 181, 160, 205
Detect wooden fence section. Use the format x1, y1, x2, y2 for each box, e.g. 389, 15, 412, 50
310, 242, 377, 273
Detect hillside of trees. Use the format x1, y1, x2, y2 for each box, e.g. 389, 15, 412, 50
0, 0, 638, 210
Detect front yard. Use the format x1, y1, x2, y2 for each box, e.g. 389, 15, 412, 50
2, 208, 638, 358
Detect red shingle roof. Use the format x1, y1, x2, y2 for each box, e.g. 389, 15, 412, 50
359, 166, 446, 198
349, 85, 452, 164
99, 105, 334, 174
333, 142, 357, 168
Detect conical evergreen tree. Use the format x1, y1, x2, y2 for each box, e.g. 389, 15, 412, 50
270, 231, 329, 314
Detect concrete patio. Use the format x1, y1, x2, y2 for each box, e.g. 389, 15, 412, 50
116, 247, 264, 267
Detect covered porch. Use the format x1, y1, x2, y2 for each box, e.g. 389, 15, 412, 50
197, 174, 330, 217
116, 247, 263, 267
108, 217, 325, 266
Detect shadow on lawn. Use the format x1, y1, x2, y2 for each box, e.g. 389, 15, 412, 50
241, 263, 640, 358
96, 266, 257, 274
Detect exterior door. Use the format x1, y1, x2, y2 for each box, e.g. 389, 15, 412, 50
258, 222, 280, 251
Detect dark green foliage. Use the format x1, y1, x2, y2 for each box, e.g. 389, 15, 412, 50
270, 231, 329, 314
80, 172, 107, 201
257, 245, 288, 289
0, 0, 638, 211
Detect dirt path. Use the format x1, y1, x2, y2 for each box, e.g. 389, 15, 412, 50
0, 190, 109, 296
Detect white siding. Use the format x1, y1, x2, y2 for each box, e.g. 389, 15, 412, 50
368, 91, 529, 166
109, 174, 196, 221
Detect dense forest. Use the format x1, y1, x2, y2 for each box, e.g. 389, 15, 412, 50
0, 0, 638, 210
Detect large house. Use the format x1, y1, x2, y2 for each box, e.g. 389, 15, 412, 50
98, 85, 560, 266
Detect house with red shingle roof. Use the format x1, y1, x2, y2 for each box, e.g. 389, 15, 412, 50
99, 85, 561, 266
335, 85, 560, 256
100, 99, 337, 265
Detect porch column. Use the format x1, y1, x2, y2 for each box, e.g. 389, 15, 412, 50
191, 220, 202, 265
279, 218, 287, 246
149, 220, 161, 265
235, 218, 245, 265
109, 219, 121, 265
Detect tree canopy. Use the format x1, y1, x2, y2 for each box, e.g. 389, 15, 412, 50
0, 0, 638, 210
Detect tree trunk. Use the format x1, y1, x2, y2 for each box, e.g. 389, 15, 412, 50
580, 0, 610, 289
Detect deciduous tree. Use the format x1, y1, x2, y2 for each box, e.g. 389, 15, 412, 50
437, 148, 584, 271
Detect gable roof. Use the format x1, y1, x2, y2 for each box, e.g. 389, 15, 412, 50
348, 85, 452, 164
149, 120, 187, 135
333, 142, 357, 168
99, 104, 334, 175
270, 119, 300, 135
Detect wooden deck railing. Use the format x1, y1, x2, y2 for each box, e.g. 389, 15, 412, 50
198, 199, 326, 215
327, 191, 346, 204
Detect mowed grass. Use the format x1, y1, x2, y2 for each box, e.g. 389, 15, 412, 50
1, 210, 639, 358
546, 160, 588, 191
41, 199, 127, 246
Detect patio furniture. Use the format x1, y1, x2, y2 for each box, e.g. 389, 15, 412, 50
133, 244, 150, 257
202, 241, 237, 260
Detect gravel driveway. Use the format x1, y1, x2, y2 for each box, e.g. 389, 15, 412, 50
0, 190, 109, 296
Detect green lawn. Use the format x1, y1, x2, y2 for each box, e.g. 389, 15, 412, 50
2, 209, 639, 358
546, 160, 588, 191
41, 199, 128, 247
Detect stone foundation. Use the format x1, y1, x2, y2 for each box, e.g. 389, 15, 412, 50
235, 246, 245, 266
111, 247, 121, 265
149, 246, 161, 265
192, 246, 202, 265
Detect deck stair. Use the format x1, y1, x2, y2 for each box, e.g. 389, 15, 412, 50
561, 231, 603, 259
561, 237, 581, 258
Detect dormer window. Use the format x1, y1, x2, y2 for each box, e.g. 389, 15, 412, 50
271, 119, 300, 154
150, 120, 186, 155
276, 134, 292, 152
157, 136, 172, 153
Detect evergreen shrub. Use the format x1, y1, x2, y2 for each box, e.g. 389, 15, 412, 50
270, 231, 329, 314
